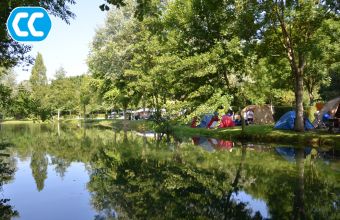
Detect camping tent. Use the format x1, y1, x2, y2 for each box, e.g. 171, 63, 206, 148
314, 97, 340, 127
274, 111, 314, 130
241, 105, 274, 124
275, 147, 312, 162
197, 114, 213, 128
218, 115, 235, 128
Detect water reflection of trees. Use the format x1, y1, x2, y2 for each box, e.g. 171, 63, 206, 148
0, 124, 339, 219
88, 159, 258, 219
30, 150, 48, 191
87, 133, 339, 220
0, 142, 19, 219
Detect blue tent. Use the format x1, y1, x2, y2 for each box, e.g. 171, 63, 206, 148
197, 137, 215, 152
197, 114, 213, 128
275, 147, 296, 162
274, 111, 314, 130
275, 147, 312, 162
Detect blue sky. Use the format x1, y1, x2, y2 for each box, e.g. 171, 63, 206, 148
15, 0, 108, 82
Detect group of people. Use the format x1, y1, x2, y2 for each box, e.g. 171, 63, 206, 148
190, 109, 255, 129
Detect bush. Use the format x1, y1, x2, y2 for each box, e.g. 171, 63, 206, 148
273, 106, 293, 121
186, 90, 232, 122
96, 114, 106, 119
153, 119, 174, 134
306, 105, 317, 122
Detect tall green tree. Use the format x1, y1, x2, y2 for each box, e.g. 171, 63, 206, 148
88, 0, 141, 114
0, 84, 12, 116
106, 0, 339, 130
30, 53, 47, 88
29, 53, 51, 121
9, 86, 34, 119
54, 66, 67, 80
243, 0, 339, 131
79, 76, 93, 120
0, 68, 14, 114
46, 76, 81, 119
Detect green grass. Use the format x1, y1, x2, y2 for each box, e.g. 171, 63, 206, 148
0, 120, 40, 124
173, 124, 340, 147
2, 119, 339, 147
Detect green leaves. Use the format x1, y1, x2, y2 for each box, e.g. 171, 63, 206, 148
88, 0, 340, 121
0, 0, 76, 69
30, 53, 47, 88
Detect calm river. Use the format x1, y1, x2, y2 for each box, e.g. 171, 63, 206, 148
0, 123, 339, 220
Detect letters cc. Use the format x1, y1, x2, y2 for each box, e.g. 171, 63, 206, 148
6, 7, 52, 42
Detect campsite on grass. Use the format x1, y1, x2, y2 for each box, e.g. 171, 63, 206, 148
1, 0, 339, 219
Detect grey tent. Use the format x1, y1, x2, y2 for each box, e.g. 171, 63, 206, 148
241, 105, 275, 124
314, 97, 340, 127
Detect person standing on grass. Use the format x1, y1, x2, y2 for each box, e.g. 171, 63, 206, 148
246, 110, 254, 124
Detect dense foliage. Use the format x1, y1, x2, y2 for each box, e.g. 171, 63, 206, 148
0, 0, 339, 130
87, 0, 340, 130
0, 54, 100, 120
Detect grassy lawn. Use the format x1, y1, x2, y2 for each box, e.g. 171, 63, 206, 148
84, 119, 340, 147
0, 120, 39, 124
173, 124, 340, 147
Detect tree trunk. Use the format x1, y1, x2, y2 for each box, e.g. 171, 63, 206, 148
123, 108, 127, 120
240, 108, 245, 133
305, 78, 314, 106
294, 55, 305, 132
275, 6, 305, 132
83, 104, 86, 121
57, 121, 60, 137
295, 72, 305, 131
155, 93, 161, 122
57, 109, 60, 121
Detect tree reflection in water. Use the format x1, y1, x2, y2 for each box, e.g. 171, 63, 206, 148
0, 142, 19, 219
88, 134, 262, 219
87, 132, 339, 220
0, 124, 338, 219
293, 148, 306, 220
30, 150, 48, 191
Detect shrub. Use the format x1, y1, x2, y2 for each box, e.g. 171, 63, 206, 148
273, 106, 293, 121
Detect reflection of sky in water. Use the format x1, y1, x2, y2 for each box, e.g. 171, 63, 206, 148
231, 191, 270, 219
2, 157, 97, 220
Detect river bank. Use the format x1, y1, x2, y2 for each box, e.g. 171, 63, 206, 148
1, 119, 339, 147
80, 119, 340, 148
173, 125, 340, 148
